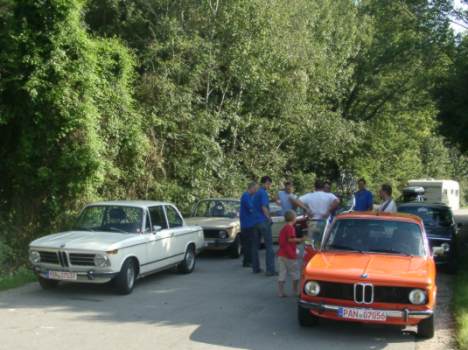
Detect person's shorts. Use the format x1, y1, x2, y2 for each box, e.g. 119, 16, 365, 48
278, 256, 299, 282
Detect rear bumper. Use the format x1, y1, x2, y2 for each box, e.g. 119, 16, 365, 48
32, 265, 118, 284
298, 300, 433, 325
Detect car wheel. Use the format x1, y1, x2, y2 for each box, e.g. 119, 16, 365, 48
178, 245, 196, 274
298, 304, 319, 327
417, 315, 435, 338
114, 258, 137, 295
229, 235, 241, 259
38, 276, 59, 290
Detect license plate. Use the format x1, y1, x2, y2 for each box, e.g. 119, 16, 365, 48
47, 271, 77, 281
337, 307, 387, 321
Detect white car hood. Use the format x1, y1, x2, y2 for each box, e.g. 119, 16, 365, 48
29, 230, 137, 252
185, 217, 239, 229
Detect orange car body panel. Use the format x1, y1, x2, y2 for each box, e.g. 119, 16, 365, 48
300, 211, 437, 326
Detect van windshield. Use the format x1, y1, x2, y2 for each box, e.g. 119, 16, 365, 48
398, 206, 453, 229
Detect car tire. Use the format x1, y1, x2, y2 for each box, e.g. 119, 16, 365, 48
178, 245, 196, 274
38, 276, 59, 290
298, 304, 319, 327
229, 235, 241, 259
114, 258, 137, 295
417, 315, 435, 338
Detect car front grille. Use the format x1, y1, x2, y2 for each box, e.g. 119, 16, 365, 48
203, 229, 221, 239
315, 281, 413, 304
38, 251, 95, 267
69, 253, 95, 266
39, 251, 59, 264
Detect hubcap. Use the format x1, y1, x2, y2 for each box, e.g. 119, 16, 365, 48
127, 265, 135, 289
186, 250, 195, 269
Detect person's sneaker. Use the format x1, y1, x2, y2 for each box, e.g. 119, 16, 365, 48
253, 268, 263, 274
265, 271, 278, 277
243, 262, 252, 268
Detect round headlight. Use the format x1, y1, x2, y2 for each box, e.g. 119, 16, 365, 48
441, 243, 450, 253
219, 230, 228, 239
94, 254, 110, 267
409, 289, 427, 305
304, 281, 321, 296
29, 250, 40, 264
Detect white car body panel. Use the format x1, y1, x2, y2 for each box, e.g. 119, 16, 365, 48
29, 201, 205, 285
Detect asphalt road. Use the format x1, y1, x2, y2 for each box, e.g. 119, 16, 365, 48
1, 210, 467, 350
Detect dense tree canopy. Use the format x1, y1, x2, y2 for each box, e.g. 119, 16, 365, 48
0, 0, 466, 267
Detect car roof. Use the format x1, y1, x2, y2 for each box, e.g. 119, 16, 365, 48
336, 211, 423, 225
197, 198, 239, 202
87, 200, 172, 208
398, 202, 450, 209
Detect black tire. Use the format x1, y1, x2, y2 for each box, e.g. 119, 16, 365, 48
178, 245, 196, 274
114, 258, 137, 295
298, 304, 319, 327
229, 235, 242, 259
417, 315, 435, 338
38, 276, 59, 290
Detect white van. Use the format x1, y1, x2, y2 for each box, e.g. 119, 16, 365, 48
408, 179, 460, 211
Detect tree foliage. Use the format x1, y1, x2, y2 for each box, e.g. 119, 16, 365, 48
0, 0, 466, 268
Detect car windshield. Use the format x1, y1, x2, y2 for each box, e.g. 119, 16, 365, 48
193, 200, 240, 218
324, 218, 425, 257
398, 206, 453, 229
75, 205, 143, 234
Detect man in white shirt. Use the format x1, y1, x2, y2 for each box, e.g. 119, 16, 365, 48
378, 184, 397, 213
299, 180, 340, 246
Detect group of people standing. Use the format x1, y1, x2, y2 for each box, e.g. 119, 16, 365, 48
239, 176, 398, 295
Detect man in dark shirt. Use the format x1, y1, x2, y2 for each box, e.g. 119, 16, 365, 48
252, 176, 276, 276
239, 181, 258, 267
353, 178, 373, 211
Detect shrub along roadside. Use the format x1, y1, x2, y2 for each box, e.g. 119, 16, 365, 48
0, 267, 35, 292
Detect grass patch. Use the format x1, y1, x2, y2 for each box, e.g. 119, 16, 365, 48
0, 266, 35, 291
454, 250, 468, 349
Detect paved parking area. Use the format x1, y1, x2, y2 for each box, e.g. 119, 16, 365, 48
0, 253, 429, 350
2, 211, 466, 350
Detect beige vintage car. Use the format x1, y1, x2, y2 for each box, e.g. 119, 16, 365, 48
185, 199, 242, 258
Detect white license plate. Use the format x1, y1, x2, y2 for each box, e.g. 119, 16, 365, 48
47, 271, 77, 281
338, 307, 387, 321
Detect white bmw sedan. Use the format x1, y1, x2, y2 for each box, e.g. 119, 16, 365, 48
29, 200, 205, 294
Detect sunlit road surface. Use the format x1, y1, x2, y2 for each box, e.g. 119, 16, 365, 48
0, 257, 439, 350
2, 208, 467, 350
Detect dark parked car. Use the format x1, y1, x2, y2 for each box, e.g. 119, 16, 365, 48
398, 202, 461, 272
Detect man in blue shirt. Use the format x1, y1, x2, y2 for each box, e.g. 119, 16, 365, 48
353, 178, 373, 211
239, 181, 258, 267
252, 176, 276, 276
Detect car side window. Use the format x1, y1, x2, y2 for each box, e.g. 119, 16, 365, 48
149, 206, 168, 229
166, 206, 183, 228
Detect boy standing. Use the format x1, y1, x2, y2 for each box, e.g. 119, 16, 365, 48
277, 210, 304, 297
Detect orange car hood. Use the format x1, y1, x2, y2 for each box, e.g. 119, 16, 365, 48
305, 252, 433, 287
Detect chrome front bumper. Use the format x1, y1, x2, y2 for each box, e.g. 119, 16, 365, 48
298, 300, 433, 321
32, 265, 118, 283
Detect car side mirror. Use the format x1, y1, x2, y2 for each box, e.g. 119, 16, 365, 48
153, 225, 162, 233
432, 246, 444, 257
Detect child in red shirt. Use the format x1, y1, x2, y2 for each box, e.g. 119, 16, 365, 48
277, 210, 305, 297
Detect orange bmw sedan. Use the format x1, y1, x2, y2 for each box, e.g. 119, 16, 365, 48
298, 212, 438, 338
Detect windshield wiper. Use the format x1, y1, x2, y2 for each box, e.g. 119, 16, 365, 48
327, 244, 363, 253
108, 226, 127, 233
369, 248, 412, 256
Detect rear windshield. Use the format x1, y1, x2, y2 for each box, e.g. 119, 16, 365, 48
324, 218, 425, 257
398, 206, 453, 229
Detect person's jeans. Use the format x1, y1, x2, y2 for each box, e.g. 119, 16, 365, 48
252, 221, 276, 273
307, 220, 327, 248
240, 227, 253, 266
